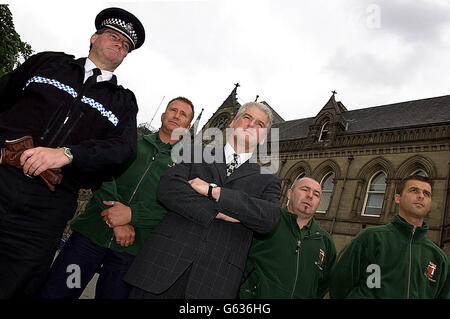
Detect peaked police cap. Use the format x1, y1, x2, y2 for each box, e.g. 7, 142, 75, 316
95, 7, 146, 50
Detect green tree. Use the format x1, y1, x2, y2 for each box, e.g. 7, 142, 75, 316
0, 4, 33, 77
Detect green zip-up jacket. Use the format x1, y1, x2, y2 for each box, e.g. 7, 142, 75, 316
330, 214, 450, 299
240, 206, 337, 299
70, 131, 175, 256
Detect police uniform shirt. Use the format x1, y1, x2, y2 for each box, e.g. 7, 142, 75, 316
84, 58, 114, 83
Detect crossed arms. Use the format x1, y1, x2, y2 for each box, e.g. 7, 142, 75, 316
156, 160, 281, 234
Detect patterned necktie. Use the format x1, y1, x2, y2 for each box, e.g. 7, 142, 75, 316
226, 153, 239, 177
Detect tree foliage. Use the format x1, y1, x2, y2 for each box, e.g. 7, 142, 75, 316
0, 4, 33, 77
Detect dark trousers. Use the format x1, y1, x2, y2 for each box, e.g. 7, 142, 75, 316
0, 165, 78, 298
37, 231, 135, 299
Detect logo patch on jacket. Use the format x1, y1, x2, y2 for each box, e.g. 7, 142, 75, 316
424, 261, 437, 282
314, 249, 325, 270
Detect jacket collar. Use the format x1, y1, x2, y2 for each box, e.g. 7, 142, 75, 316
389, 213, 429, 242
70, 57, 118, 86
208, 145, 260, 185
224, 158, 260, 184
282, 206, 323, 239
142, 131, 175, 154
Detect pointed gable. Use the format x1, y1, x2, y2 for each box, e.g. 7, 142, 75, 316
260, 101, 285, 125
271, 94, 450, 142
314, 92, 347, 126
217, 83, 241, 113
320, 92, 348, 115
202, 84, 241, 132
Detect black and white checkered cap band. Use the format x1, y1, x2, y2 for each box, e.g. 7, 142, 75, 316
101, 18, 137, 48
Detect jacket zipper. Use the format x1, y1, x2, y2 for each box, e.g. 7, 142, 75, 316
57, 111, 84, 147
107, 152, 158, 248
407, 226, 416, 299
128, 153, 158, 204
290, 239, 301, 299
40, 102, 66, 143
46, 76, 95, 147
46, 108, 72, 147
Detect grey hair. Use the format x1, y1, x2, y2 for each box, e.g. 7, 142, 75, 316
234, 102, 273, 130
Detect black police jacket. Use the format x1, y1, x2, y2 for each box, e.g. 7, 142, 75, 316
0, 51, 138, 191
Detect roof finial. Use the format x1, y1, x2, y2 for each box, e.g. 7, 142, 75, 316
332, 90, 337, 96
234, 82, 240, 89
255, 95, 259, 102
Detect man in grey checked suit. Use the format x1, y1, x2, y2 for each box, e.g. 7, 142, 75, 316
125, 102, 282, 298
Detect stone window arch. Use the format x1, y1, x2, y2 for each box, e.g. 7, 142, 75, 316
292, 171, 307, 185
317, 171, 335, 213
210, 112, 231, 131
318, 120, 330, 142
280, 161, 312, 206
312, 159, 340, 215
354, 157, 394, 218
362, 171, 387, 217
395, 155, 435, 180
412, 169, 427, 177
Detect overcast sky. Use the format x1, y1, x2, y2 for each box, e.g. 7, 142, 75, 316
7, 0, 450, 130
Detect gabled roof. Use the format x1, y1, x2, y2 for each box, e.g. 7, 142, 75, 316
260, 101, 285, 125
217, 84, 241, 112
342, 95, 450, 132
319, 93, 347, 115
272, 94, 450, 141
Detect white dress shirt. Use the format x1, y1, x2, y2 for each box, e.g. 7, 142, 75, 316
83, 58, 113, 83
224, 142, 253, 168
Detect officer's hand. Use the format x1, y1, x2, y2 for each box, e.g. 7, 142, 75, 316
20, 147, 70, 176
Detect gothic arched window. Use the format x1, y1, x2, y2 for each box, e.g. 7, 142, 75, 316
317, 172, 335, 213
362, 171, 387, 216
318, 121, 330, 141
211, 113, 231, 130
412, 169, 427, 177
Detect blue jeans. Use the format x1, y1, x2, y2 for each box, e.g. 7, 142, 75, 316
37, 231, 135, 299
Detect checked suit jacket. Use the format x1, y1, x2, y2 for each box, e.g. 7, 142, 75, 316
124, 145, 281, 298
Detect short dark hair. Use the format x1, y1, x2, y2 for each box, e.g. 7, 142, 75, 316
396, 174, 432, 195
166, 96, 195, 122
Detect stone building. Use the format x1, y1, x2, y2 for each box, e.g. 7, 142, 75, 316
202, 85, 450, 258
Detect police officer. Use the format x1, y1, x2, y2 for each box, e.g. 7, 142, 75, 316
0, 7, 145, 298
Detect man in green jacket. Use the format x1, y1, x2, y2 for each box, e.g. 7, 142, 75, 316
37, 97, 194, 298
330, 174, 449, 299
240, 177, 337, 299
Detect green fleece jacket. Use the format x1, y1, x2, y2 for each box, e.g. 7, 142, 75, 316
240, 207, 337, 299
70, 132, 175, 256
330, 214, 450, 299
